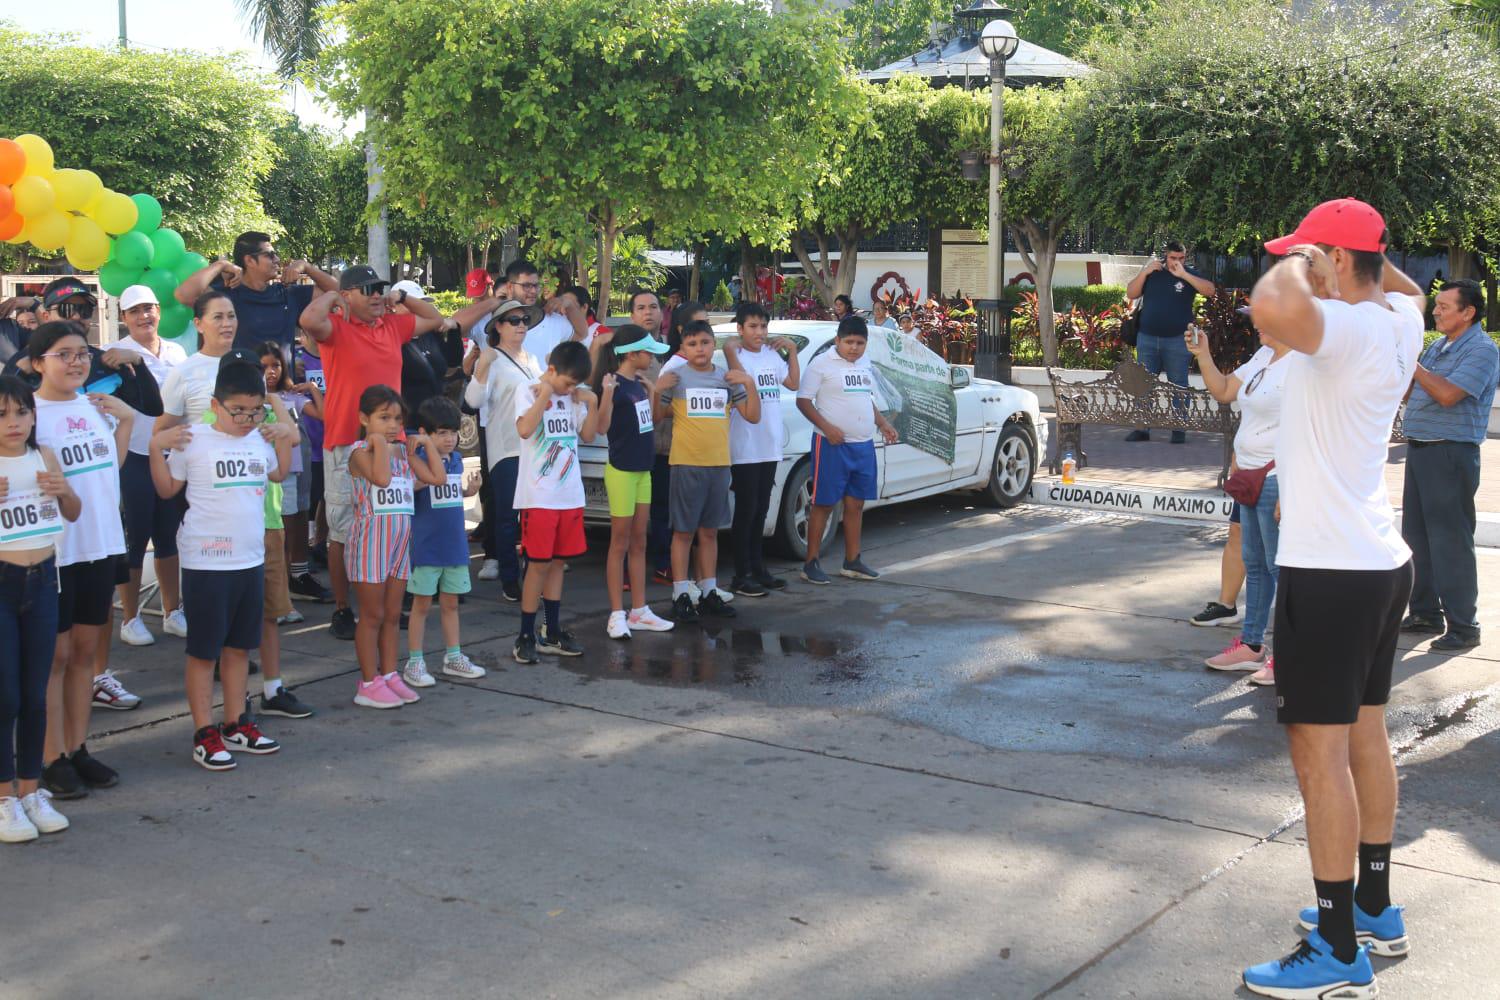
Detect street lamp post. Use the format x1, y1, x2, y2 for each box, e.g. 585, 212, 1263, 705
976, 16, 1018, 383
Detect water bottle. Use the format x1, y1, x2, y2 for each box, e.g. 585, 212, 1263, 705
1061, 450, 1077, 484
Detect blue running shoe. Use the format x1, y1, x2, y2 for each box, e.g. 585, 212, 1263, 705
1299, 903, 1408, 957
1243, 930, 1377, 999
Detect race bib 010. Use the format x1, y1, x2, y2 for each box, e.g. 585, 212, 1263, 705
634, 397, 654, 433
841, 369, 873, 395
686, 387, 728, 418
0, 490, 64, 546
430, 473, 464, 509
372, 476, 415, 517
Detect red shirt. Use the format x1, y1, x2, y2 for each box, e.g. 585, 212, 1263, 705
320, 312, 417, 447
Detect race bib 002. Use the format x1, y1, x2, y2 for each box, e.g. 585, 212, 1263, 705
755, 370, 781, 400
373, 476, 414, 516
841, 369, 873, 395
0, 489, 64, 546
686, 387, 728, 418
213, 454, 267, 490
634, 398, 654, 433
430, 473, 464, 509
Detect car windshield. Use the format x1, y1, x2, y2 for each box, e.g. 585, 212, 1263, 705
715, 334, 809, 357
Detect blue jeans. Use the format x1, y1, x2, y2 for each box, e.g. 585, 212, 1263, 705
1135, 332, 1192, 423
1240, 475, 1280, 646
488, 456, 521, 585
0, 558, 59, 783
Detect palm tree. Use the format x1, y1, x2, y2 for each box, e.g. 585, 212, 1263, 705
1452, 0, 1500, 44
235, 0, 390, 277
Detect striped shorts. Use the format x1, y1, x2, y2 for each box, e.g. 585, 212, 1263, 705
345, 513, 412, 584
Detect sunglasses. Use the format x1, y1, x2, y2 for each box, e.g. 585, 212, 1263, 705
56, 301, 97, 320
499, 314, 528, 326
254, 249, 281, 262
353, 284, 388, 296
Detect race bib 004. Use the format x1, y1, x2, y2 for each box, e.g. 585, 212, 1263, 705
373, 476, 414, 516
841, 369, 873, 395
0, 489, 64, 546
430, 473, 464, 509
686, 387, 728, 418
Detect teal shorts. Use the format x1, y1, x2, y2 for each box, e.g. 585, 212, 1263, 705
406, 564, 472, 597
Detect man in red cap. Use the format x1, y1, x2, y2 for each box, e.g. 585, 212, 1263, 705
465, 268, 492, 300
1241, 199, 1425, 999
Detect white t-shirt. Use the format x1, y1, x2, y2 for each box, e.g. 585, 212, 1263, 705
797, 350, 876, 443
523, 313, 577, 366
1275, 292, 1424, 570
113, 337, 188, 455
34, 396, 125, 567
1230, 346, 1291, 471
513, 383, 585, 510
730, 345, 789, 464
167, 425, 278, 570
465, 348, 539, 461
160, 351, 223, 426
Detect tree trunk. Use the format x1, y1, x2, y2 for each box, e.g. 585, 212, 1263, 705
689, 243, 704, 302
480, 239, 491, 273
739, 236, 756, 305
1448, 243, 1480, 281
791, 226, 859, 306
500, 226, 520, 273
466, 243, 475, 273
596, 204, 618, 320
1016, 217, 1062, 368
364, 115, 390, 279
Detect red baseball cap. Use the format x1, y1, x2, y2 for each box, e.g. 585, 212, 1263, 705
1265, 199, 1387, 255
464, 267, 491, 298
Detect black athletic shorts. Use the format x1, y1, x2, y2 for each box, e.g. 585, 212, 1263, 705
1273, 562, 1413, 725
182, 566, 264, 661
57, 556, 121, 633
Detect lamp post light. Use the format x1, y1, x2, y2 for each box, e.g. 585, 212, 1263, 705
976, 15, 1018, 382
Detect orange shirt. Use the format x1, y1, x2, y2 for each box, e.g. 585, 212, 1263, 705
320, 312, 417, 447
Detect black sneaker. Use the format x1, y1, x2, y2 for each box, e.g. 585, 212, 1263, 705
221, 714, 281, 754
289, 572, 332, 603
309, 543, 328, 568
260, 689, 315, 719
330, 607, 358, 641
752, 568, 787, 591
500, 580, 521, 603
698, 591, 737, 618
1431, 630, 1481, 652
513, 635, 539, 664
800, 559, 831, 586
1190, 602, 1241, 627
731, 576, 768, 598
399, 611, 410, 630
1170, 430, 1187, 444
671, 593, 700, 624
70, 745, 119, 789
1125, 429, 1150, 442
1400, 614, 1444, 634
537, 627, 584, 656
41, 754, 87, 800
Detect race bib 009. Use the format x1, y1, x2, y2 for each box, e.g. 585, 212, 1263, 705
430, 473, 464, 509
373, 476, 415, 516
0, 489, 64, 546
686, 387, 728, 418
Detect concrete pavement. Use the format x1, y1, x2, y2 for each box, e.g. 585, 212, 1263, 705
3, 498, 1497, 999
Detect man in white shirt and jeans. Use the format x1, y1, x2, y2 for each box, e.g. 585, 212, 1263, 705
1242, 199, 1425, 999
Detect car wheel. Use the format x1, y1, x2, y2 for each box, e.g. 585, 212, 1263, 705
984, 422, 1034, 508
774, 460, 841, 561
459, 414, 480, 458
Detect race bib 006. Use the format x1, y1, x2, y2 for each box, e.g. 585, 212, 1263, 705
0, 489, 64, 546
686, 387, 728, 418
430, 473, 464, 509
373, 476, 414, 516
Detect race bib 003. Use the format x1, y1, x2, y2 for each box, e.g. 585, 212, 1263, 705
686, 387, 728, 418
841, 369, 873, 395
430, 473, 464, 509
373, 476, 414, 516
0, 489, 64, 546
755, 370, 781, 400
634, 398, 654, 433
542, 399, 576, 443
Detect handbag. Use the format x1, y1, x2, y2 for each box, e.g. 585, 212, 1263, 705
1224, 460, 1274, 506
1119, 303, 1141, 348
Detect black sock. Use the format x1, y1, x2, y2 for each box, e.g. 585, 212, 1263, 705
520, 611, 536, 639
543, 599, 560, 635
1314, 878, 1358, 964
1355, 842, 1392, 915
1245, 642, 1262, 652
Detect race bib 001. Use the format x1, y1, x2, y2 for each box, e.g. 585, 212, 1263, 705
430, 473, 464, 509
841, 369, 873, 395
54, 419, 113, 479
213, 454, 267, 490
634, 398, 654, 433
755, 370, 781, 400
686, 387, 728, 418
373, 476, 414, 516
0, 489, 64, 546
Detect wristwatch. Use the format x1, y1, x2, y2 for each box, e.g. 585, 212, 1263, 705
397, 289, 408, 304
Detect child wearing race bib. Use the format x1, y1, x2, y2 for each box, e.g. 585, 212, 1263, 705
403, 397, 484, 687
30, 322, 134, 799
795, 315, 900, 586
654, 319, 760, 625
511, 341, 601, 664
295, 335, 330, 567
346, 386, 447, 709
591, 325, 674, 640
261, 340, 328, 607
149, 360, 293, 772
0, 375, 80, 842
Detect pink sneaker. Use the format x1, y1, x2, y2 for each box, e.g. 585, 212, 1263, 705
353, 675, 403, 710
1205, 638, 1267, 671
381, 672, 421, 704
1247, 656, 1276, 686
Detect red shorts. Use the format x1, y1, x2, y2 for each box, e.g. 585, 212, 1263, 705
520, 508, 586, 562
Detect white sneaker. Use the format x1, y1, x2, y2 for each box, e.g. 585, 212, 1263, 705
477, 559, 500, 581
627, 606, 675, 632
162, 608, 189, 638
92, 670, 141, 711
21, 789, 68, 834
402, 659, 437, 688
441, 653, 486, 679
119, 616, 155, 646
278, 608, 305, 625
607, 611, 632, 640
715, 587, 735, 604
0, 796, 38, 843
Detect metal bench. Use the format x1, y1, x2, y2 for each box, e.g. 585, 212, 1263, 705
1047, 359, 1240, 486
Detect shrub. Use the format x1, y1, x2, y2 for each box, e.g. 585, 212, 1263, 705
1053, 284, 1128, 313
429, 290, 470, 315
709, 280, 734, 311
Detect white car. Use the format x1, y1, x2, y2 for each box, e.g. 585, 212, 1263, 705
578, 320, 1046, 560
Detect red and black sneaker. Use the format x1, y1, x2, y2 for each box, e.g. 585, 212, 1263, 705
221, 715, 281, 755
193, 726, 236, 771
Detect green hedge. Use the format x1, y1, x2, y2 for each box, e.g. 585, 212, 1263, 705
1006, 283, 1128, 312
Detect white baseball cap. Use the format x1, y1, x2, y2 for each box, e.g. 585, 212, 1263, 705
118, 285, 159, 312
390, 279, 431, 301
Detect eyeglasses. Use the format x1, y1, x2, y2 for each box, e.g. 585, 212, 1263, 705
223, 406, 267, 425
500, 314, 528, 326
56, 301, 96, 320
40, 349, 91, 365
1245, 368, 1267, 396
512, 281, 541, 291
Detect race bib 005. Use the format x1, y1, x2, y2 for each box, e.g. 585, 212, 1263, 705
755, 370, 781, 400
430, 473, 464, 509
686, 387, 728, 418
373, 476, 414, 516
0, 490, 64, 546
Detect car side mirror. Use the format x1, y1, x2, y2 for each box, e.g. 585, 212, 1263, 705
950, 366, 971, 389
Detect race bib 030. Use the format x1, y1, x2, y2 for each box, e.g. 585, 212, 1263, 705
372, 476, 415, 516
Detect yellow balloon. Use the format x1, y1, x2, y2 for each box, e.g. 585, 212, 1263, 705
14, 135, 54, 178
92, 190, 138, 235
11, 174, 54, 217
27, 209, 70, 251
51, 169, 89, 212
81, 191, 103, 219
65, 214, 110, 269
75, 170, 104, 209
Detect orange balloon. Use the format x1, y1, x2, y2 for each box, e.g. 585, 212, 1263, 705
0, 140, 21, 185
0, 184, 11, 219
0, 212, 22, 242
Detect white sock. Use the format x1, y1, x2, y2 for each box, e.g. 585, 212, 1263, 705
673, 581, 691, 598
630, 606, 647, 616
263, 678, 283, 699
699, 577, 717, 595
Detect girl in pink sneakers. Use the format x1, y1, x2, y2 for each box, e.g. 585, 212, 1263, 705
346, 386, 445, 709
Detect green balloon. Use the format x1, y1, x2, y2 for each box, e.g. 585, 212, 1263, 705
142, 267, 178, 305
159, 300, 192, 338
149, 228, 185, 270
130, 194, 163, 234
112, 230, 154, 271
98, 260, 142, 298
174, 252, 208, 284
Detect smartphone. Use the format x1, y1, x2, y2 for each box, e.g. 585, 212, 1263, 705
1189, 325, 1202, 348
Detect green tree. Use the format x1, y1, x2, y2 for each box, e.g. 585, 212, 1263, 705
838, 0, 948, 70
1067, 0, 1500, 255
0, 26, 282, 255
258, 118, 365, 263
1012, 0, 1162, 57
319, 0, 850, 312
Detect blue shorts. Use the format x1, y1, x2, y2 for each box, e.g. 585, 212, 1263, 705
812, 436, 877, 506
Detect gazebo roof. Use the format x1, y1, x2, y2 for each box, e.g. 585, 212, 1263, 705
862, 33, 1089, 87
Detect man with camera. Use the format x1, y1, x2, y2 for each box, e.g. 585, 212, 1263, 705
1124, 240, 1216, 443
